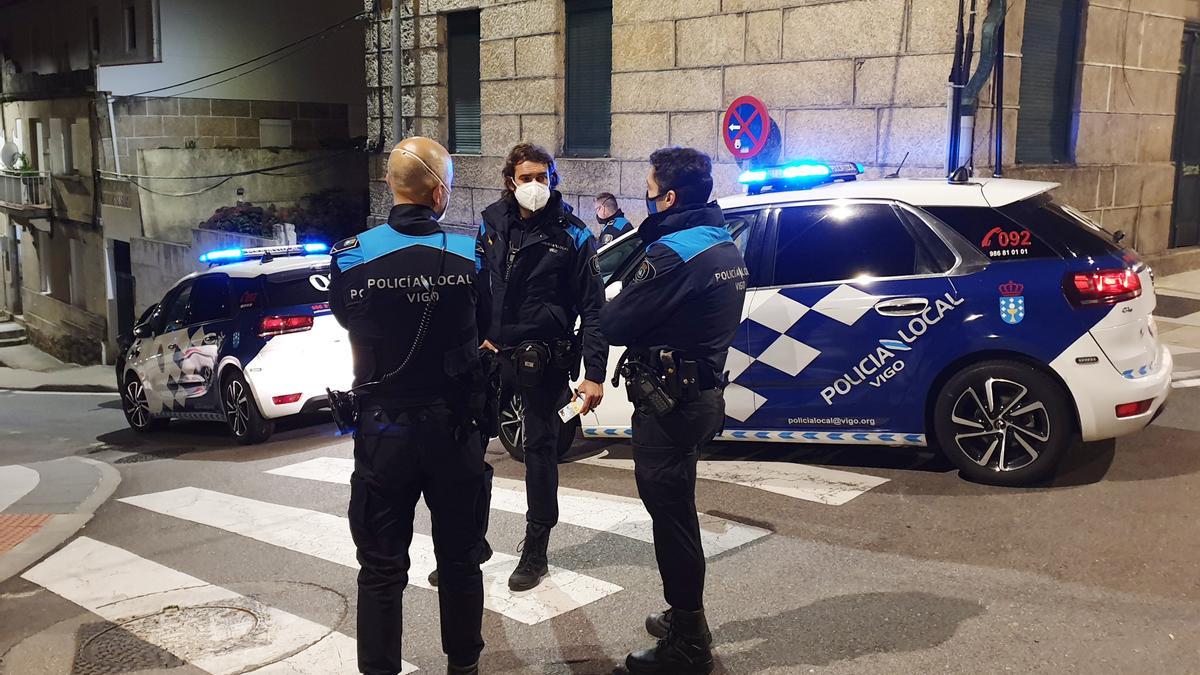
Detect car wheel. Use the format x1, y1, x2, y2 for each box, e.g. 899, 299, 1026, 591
933, 360, 1073, 486
222, 371, 274, 445
123, 374, 168, 433
498, 391, 579, 463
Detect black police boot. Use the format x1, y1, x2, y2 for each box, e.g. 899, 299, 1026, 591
646, 609, 713, 645
507, 523, 550, 591
430, 542, 494, 587
446, 660, 479, 674
626, 608, 714, 674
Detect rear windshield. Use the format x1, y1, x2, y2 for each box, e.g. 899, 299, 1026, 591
996, 195, 1125, 258
263, 267, 331, 308
926, 195, 1125, 260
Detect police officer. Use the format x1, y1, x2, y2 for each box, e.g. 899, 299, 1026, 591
330, 137, 490, 675
478, 143, 608, 591
595, 192, 633, 245
600, 147, 748, 674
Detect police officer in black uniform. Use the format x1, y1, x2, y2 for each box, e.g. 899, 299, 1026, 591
600, 147, 748, 674
477, 143, 608, 591
595, 192, 633, 246
330, 137, 490, 675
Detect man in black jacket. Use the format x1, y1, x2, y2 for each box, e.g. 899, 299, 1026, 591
478, 143, 608, 591
601, 147, 748, 674
329, 137, 489, 675
595, 192, 633, 245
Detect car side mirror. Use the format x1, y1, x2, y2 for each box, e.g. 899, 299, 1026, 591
133, 323, 153, 339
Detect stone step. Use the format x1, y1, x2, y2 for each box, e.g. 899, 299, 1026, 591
0, 321, 28, 346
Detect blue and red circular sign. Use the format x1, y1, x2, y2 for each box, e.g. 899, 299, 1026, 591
723, 96, 770, 159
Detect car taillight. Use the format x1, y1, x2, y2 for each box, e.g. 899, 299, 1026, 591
272, 393, 303, 405
1063, 269, 1142, 307
259, 315, 313, 337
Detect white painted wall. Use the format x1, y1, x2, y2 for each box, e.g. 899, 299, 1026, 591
97, 0, 366, 112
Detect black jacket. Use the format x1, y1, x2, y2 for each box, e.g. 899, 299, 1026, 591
598, 213, 633, 246
478, 191, 607, 384
600, 203, 748, 379
329, 204, 488, 400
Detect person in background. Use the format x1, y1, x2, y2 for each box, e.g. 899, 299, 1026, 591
595, 192, 633, 246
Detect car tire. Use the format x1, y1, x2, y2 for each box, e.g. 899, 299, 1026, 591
932, 360, 1074, 486
498, 391, 579, 463
122, 374, 168, 433
221, 370, 274, 445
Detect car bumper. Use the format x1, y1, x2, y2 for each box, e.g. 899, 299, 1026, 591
1052, 336, 1172, 442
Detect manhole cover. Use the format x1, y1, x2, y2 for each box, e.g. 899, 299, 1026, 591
75, 603, 262, 672
73, 621, 186, 674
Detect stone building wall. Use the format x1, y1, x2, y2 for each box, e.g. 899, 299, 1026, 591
97, 96, 354, 175
366, 0, 1199, 268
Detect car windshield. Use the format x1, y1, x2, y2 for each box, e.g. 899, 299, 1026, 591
996, 195, 1126, 258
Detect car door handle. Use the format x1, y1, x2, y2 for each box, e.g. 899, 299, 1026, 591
874, 298, 929, 317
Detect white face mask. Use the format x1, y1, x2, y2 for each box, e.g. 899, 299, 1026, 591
514, 181, 551, 213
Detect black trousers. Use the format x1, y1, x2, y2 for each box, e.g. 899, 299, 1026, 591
632, 389, 725, 612
349, 402, 489, 674
519, 369, 572, 529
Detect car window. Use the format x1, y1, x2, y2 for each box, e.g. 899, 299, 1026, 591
607, 211, 757, 288
924, 205, 1058, 260
996, 195, 1125, 258
159, 280, 194, 333
768, 203, 924, 286
231, 278, 264, 311
263, 267, 331, 308
187, 274, 232, 325
597, 234, 643, 284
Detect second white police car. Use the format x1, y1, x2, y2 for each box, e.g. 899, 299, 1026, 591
117, 244, 352, 444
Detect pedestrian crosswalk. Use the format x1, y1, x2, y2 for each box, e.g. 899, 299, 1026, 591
20, 453, 774, 674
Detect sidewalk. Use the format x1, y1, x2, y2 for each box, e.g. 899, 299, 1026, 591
1153, 271, 1200, 376
0, 344, 116, 392
0, 458, 121, 582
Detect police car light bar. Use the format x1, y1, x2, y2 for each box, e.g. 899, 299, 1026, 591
739, 160, 864, 195
199, 242, 329, 265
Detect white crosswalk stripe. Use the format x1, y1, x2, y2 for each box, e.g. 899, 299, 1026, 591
577, 451, 890, 506
21, 536, 415, 674
266, 457, 770, 556
119, 486, 623, 626
0, 464, 39, 511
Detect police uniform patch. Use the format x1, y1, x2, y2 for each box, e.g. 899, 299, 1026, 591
589, 255, 601, 276
634, 259, 655, 283
331, 236, 359, 255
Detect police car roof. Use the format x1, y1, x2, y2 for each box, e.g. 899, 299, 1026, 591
718, 177, 1059, 211
184, 254, 332, 281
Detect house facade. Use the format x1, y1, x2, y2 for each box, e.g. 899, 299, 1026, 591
365, 0, 1200, 274
0, 0, 367, 363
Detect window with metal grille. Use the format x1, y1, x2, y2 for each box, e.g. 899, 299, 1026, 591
447, 11, 481, 155
1016, 0, 1083, 164
565, 0, 612, 157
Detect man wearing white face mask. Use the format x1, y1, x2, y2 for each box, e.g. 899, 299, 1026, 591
475, 143, 608, 592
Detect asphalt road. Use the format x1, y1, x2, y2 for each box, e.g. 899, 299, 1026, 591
1, 386, 1199, 673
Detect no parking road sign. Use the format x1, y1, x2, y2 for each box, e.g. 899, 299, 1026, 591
723, 96, 771, 159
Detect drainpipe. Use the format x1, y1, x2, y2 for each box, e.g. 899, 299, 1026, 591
106, 95, 121, 175
391, 2, 402, 146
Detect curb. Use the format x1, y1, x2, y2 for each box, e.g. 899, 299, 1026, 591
0, 384, 118, 393
0, 458, 122, 583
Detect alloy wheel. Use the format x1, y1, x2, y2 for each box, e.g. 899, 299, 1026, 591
950, 377, 1051, 473
500, 394, 525, 452
224, 379, 250, 438
125, 379, 151, 428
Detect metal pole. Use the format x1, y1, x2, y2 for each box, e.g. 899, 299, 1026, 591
947, 0, 967, 175
993, 18, 1006, 177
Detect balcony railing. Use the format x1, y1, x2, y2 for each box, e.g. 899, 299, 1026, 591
0, 170, 51, 210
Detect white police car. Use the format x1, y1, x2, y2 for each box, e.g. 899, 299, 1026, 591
117, 244, 353, 444
577, 161, 1171, 485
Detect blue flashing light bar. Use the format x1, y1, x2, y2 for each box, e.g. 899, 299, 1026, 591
738, 160, 864, 195
199, 243, 330, 265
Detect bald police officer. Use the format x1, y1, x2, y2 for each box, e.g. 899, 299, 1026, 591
330, 138, 489, 675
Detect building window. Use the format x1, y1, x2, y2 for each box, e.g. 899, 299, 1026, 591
1016, 0, 1083, 164
124, 3, 138, 53
565, 0, 612, 157
447, 11, 481, 155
